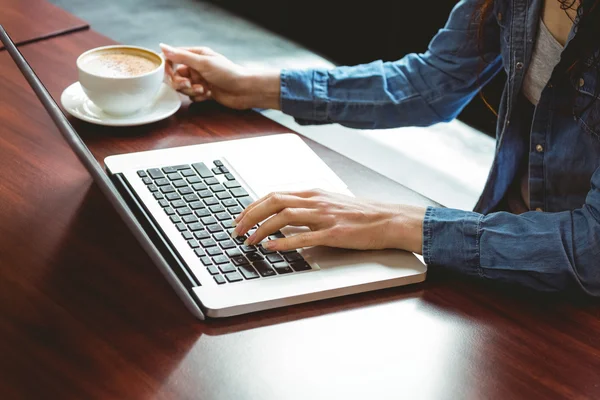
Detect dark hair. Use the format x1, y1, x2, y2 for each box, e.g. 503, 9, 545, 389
476, 0, 600, 119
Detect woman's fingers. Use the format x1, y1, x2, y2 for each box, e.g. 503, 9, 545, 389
245, 208, 314, 245
160, 43, 213, 74
233, 194, 312, 237
263, 231, 328, 252
235, 190, 320, 224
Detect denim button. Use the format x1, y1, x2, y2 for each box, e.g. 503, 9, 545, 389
535, 144, 544, 152
516, 61, 524, 70
579, 78, 585, 87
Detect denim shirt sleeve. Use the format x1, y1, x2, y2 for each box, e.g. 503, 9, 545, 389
423, 165, 600, 296
280, 0, 502, 129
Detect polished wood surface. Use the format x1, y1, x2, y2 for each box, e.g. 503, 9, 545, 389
0, 0, 88, 50
1, 25, 600, 400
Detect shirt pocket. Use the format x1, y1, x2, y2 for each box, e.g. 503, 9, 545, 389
574, 68, 600, 139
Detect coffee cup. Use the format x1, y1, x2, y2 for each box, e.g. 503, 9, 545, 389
76, 45, 165, 116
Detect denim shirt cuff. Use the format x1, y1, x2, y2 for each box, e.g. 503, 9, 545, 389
422, 206, 484, 277
280, 68, 329, 123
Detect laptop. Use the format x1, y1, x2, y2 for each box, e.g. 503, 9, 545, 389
0, 26, 426, 319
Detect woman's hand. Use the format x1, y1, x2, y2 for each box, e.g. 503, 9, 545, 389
231, 189, 426, 254
159, 43, 281, 110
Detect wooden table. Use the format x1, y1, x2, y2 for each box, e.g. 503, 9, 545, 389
0, 0, 88, 50
1, 24, 600, 400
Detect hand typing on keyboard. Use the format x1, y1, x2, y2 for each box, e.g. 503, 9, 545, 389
232, 190, 427, 254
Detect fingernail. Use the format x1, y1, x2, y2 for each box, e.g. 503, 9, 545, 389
262, 241, 273, 250
231, 228, 239, 238
206, 90, 212, 97
243, 239, 250, 246
231, 221, 237, 227
194, 86, 204, 95
159, 43, 175, 55
181, 81, 191, 89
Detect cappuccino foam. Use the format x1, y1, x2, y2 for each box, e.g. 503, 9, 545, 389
82, 51, 159, 78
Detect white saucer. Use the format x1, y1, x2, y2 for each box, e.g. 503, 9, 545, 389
60, 82, 182, 127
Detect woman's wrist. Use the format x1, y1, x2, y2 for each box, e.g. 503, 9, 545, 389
386, 205, 426, 254
245, 69, 281, 110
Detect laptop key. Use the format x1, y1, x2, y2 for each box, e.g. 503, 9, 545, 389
160, 185, 175, 194
201, 216, 217, 225
155, 178, 170, 186
194, 248, 206, 257
192, 183, 208, 191
179, 187, 193, 195
166, 192, 181, 201
239, 265, 260, 280
253, 261, 276, 277
200, 257, 212, 267
222, 198, 238, 207
238, 196, 253, 208
183, 215, 198, 224
233, 236, 247, 245
231, 255, 249, 266
212, 167, 223, 175
216, 191, 232, 200
198, 190, 212, 198
208, 247, 223, 257
213, 232, 229, 241
224, 180, 241, 189
205, 177, 219, 186
164, 207, 175, 216
240, 245, 256, 253
184, 194, 200, 202
147, 184, 158, 192
228, 206, 243, 215
182, 231, 193, 240
219, 263, 236, 273
153, 192, 164, 200
210, 184, 226, 193
170, 215, 181, 224
171, 199, 186, 208
226, 248, 242, 258
137, 170, 148, 178
181, 169, 196, 177
231, 187, 248, 198
167, 172, 182, 181
190, 201, 205, 210
266, 254, 284, 263
187, 176, 202, 184
284, 252, 304, 262
147, 168, 164, 179
290, 261, 312, 271
212, 255, 229, 264
225, 173, 235, 181
259, 245, 276, 255
207, 266, 220, 275
247, 252, 264, 262
195, 209, 211, 218
195, 230, 211, 240
172, 180, 188, 188
142, 177, 153, 185
219, 166, 229, 174
272, 262, 293, 274
162, 166, 178, 174
208, 224, 224, 233
214, 275, 226, 285
213, 160, 224, 167
192, 162, 213, 178
204, 197, 219, 206
220, 240, 236, 249
188, 222, 204, 232
222, 220, 235, 229
176, 223, 187, 232
158, 199, 169, 208
188, 240, 200, 249
176, 207, 193, 216
224, 271, 243, 283
200, 238, 216, 248
209, 204, 226, 213
215, 212, 231, 221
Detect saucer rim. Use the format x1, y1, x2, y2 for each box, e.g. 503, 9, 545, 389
60, 81, 182, 127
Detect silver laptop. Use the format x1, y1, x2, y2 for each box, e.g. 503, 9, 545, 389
1, 26, 426, 319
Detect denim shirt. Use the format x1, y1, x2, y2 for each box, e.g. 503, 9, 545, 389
278, 0, 600, 295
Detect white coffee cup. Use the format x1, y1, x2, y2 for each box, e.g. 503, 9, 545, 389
76, 45, 165, 116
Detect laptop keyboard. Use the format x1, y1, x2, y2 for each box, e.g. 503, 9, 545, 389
137, 160, 312, 285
